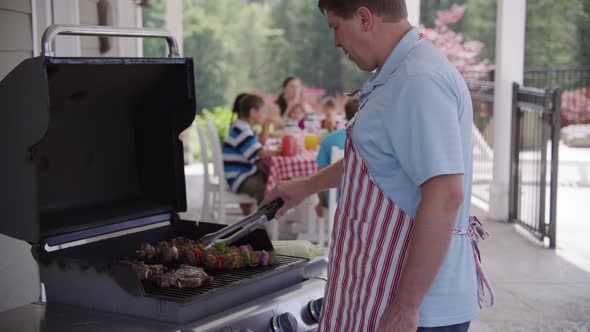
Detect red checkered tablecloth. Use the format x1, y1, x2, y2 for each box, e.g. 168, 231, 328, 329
265, 150, 318, 193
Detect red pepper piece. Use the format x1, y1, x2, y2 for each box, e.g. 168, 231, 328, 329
216, 255, 223, 269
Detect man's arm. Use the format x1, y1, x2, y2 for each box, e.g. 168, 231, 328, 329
260, 159, 344, 218
378, 174, 464, 332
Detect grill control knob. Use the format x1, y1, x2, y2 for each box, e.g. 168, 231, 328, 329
270, 312, 298, 332
307, 298, 323, 323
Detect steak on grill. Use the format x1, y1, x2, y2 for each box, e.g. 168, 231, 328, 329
153, 264, 212, 288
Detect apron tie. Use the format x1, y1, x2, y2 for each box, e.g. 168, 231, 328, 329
453, 216, 495, 308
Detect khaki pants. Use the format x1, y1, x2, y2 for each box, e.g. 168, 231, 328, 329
238, 171, 268, 204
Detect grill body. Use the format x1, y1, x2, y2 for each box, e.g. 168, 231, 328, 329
37, 220, 308, 323
0, 25, 312, 325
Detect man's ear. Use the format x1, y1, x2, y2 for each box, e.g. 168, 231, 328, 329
356, 6, 374, 31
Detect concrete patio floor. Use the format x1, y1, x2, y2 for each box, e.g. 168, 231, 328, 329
471, 220, 590, 331
181, 163, 590, 332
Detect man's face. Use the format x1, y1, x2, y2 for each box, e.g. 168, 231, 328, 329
326, 10, 376, 72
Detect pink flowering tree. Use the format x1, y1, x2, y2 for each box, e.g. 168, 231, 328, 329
420, 4, 493, 80
560, 88, 590, 126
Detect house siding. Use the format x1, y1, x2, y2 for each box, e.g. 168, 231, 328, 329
0, 1, 41, 313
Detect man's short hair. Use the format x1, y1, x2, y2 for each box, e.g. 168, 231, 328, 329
318, 0, 407, 21
238, 94, 264, 118
344, 98, 359, 121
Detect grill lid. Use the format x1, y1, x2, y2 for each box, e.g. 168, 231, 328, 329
0, 25, 196, 244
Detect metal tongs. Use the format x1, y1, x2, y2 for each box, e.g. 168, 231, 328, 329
197, 199, 284, 249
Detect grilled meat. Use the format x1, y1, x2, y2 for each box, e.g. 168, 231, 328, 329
153, 265, 212, 289
136, 237, 277, 270
120, 260, 164, 280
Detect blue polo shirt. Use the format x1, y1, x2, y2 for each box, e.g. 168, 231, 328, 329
351, 27, 477, 327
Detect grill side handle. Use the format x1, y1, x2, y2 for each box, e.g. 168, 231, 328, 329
41, 24, 180, 57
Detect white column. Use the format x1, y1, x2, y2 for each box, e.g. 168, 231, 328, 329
165, 0, 192, 164
52, 0, 81, 57
135, 3, 143, 57
488, 0, 526, 221
115, 0, 140, 57
406, 0, 421, 26
30, 0, 47, 56
165, 0, 183, 55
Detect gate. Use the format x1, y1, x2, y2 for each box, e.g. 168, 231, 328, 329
509, 83, 561, 248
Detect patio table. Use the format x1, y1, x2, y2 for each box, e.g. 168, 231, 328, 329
263, 150, 319, 241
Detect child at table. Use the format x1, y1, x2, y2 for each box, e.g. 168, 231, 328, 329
223, 94, 279, 214
319, 96, 339, 131
314, 98, 359, 217
285, 103, 307, 130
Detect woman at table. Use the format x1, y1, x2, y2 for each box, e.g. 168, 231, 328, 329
223, 94, 279, 215
267, 76, 303, 130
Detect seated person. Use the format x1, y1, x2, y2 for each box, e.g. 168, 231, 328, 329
222, 94, 278, 214
319, 96, 339, 131
314, 98, 359, 217
285, 103, 307, 130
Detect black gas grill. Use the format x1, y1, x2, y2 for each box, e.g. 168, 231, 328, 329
0, 24, 310, 324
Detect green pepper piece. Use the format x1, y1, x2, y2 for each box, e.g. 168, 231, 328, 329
241, 250, 253, 267
214, 242, 227, 255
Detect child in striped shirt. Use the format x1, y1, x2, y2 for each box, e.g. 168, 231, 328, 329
222, 94, 278, 214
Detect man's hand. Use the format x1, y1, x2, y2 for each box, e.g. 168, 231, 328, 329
377, 302, 419, 332
260, 178, 315, 219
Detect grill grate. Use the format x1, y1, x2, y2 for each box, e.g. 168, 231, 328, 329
141, 255, 306, 303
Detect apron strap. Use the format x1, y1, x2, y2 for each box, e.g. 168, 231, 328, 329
453, 216, 495, 308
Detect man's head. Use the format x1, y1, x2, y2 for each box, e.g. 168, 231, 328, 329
318, 0, 407, 21
344, 98, 359, 121
238, 94, 267, 125
318, 0, 410, 72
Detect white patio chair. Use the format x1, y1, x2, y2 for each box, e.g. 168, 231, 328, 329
195, 123, 220, 222
204, 117, 257, 224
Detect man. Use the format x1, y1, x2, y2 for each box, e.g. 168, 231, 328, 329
261, 1, 493, 331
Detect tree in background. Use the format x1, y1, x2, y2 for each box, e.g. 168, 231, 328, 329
142, 0, 586, 113
421, 0, 467, 29
577, 0, 590, 66
267, 0, 357, 95
460, 0, 496, 63
142, 0, 166, 57
420, 4, 493, 79
143, 0, 366, 112
422, 0, 588, 68
183, 3, 229, 112
525, 0, 579, 68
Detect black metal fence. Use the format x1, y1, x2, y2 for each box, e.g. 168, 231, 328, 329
524, 67, 590, 126
466, 80, 495, 204
509, 83, 561, 248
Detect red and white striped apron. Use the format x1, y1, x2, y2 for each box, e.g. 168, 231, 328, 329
317, 116, 494, 332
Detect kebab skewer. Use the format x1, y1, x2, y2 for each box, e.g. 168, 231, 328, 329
137, 237, 277, 270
